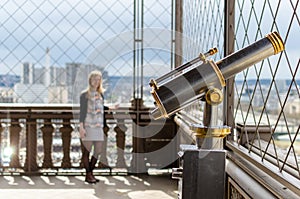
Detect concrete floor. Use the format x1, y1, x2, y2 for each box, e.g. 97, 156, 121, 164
0, 174, 178, 199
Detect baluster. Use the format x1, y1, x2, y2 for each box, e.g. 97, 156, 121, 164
130, 109, 147, 173
98, 125, 110, 168
131, 124, 146, 173
24, 118, 38, 172
41, 119, 54, 168
60, 118, 72, 168
9, 119, 21, 168
0, 121, 3, 167
114, 120, 127, 168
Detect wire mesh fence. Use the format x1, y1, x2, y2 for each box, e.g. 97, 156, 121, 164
0, 0, 176, 172
233, 0, 300, 181
1, 0, 300, 186
0, 0, 175, 105
182, 0, 300, 182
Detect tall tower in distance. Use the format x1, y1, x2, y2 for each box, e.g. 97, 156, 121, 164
21, 62, 34, 84
45, 47, 51, 87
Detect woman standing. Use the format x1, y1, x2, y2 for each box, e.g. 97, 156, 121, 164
79, 70, 107, 183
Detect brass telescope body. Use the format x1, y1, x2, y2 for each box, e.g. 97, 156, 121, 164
150, 31, 284, 120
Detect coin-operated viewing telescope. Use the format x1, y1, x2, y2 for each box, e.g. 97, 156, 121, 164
149, 31, 284, 120
149, 32, 284, 199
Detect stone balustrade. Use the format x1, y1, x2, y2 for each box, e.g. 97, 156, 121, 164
0, 103, 177, 174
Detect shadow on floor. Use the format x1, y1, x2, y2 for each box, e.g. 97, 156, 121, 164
0, 174, 178, 199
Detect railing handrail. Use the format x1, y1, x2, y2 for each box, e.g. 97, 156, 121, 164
0, 103, 153, 120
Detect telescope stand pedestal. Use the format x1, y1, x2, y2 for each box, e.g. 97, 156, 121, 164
172, 88, 230, 199
174, 145, 226, 199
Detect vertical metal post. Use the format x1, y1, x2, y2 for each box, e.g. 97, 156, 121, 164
202, 103, 223, 149
223, 0, 235, 136
131, 0, 145, 174
133, 0, 144, 100
175, 0, 183, 68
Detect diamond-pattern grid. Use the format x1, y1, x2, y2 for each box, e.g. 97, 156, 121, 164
0, 0, 174, 104
139, 1, 174, 101
182, 0, 300, 179
142, 28, 173, 73
2, 0, 299, 180
182, 0, 225, 123
182, 0, 224, 61
234, 0, 300, 177
144, 0, 172, 28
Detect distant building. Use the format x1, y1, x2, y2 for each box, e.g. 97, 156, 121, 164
0, 87, 14, 103
22, 61, 67, 86
50, 66, 66, 86
33, 67, 45, 84
285, 98, 300, 116
48, 86, 68, 103
14, 83, 48, 103
3, 62, 107, 104
21, 62, 34, 84
66, 63, 82, 103
66, 63, 106, 103
19, 61, 68, 103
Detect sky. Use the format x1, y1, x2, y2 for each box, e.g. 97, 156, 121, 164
0, 0, 299, 80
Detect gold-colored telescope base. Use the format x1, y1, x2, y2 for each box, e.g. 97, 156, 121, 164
190, 125, 231, 138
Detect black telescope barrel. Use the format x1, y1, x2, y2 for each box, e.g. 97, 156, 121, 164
216, 31, 284, 79
154, 48, 218, 84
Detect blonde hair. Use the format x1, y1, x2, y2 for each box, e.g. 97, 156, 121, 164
84, 70, 105, 97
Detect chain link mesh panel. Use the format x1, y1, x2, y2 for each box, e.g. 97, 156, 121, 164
182, 0, 300, 181
0, 0, 175, 105
234, 0, 300, 178
181, 0, 225, 124
0, 0, 175, 171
